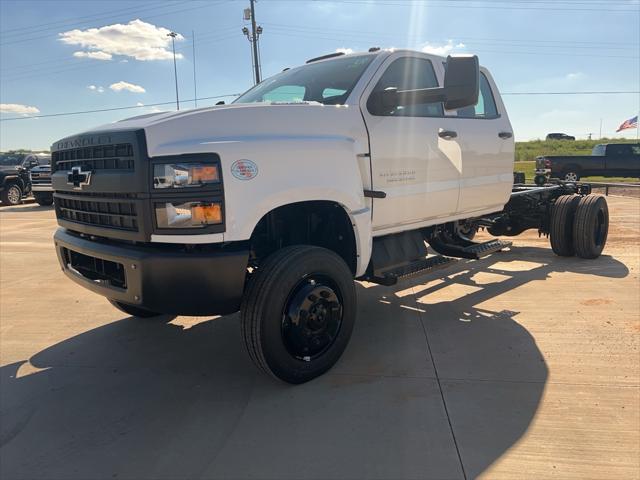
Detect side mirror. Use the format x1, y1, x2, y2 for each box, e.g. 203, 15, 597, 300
442, 55, 479, 110
369, 55, 480, 111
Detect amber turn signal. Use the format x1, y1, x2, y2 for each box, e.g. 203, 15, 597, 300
191, 203, 222, 224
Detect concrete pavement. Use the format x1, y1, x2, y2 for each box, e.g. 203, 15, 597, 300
0, 196, 638, 479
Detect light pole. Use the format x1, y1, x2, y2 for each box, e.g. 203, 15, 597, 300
167, 31, 179, 110
242, 0, 263, 85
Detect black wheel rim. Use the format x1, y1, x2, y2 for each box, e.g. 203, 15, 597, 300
281, 274, 343, 361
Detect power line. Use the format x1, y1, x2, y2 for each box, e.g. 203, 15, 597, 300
265, 29, 639, 59
260, 21, 636, 49
502, 91, 640, 95
2, 91, 638, 122
264, 0, 640, 13
0, 1, 226, 47
0, 1, 177, 36
0, 30, 240, 82
0, 94, 243, 122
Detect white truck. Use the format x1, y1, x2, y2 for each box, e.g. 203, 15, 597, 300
51, 49, 609, 383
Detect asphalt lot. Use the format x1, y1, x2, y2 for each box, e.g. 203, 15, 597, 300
1, 196, 638, 480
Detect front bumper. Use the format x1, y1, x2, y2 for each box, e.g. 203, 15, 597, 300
32, 185, 52, 192
54, 228, 249, 315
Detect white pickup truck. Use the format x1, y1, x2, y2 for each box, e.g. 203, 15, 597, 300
51, 49, 609, 383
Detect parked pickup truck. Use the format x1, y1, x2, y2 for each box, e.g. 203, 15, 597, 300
536, 142, 640, 182
51, 49, 609, 384
30, 160, 54, 206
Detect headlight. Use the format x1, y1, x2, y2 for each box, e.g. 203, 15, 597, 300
155, 201, 223, 228
153, 163, 220, 189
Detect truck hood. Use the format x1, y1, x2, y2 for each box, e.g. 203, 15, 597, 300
0, 165, 22, 174
75, 102, 368, 157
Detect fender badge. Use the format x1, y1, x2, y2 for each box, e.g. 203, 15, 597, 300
231, 159, 258, 180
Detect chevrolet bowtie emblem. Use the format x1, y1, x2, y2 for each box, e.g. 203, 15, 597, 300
67, 166, 92, 189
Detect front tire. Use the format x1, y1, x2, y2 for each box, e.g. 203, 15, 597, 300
550, 195, 580, 256
33, 192, 53, 206
1, 184, 22, 206
241, 245, 356, 384
573, 195, 609, 259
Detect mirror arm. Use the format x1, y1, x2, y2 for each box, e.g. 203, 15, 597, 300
396, 86, 447, 105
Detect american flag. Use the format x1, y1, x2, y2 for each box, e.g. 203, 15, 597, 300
616, 115, 638, 132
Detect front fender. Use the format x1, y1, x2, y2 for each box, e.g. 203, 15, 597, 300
218, 138, 372, 276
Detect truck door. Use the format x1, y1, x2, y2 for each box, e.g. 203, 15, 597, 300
447, 70, 514, 215
605, 144, 636, 175
360, 53, 460, 234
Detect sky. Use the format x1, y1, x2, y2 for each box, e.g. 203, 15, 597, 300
0, 0, 639, 151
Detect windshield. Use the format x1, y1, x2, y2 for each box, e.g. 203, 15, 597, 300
234, 54, 375, 105
0, 153, 25, 166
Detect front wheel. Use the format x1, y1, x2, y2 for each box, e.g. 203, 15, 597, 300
241, 245, 356, 384
1, 184, 22, 206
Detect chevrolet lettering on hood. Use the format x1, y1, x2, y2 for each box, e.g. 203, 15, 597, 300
55, 134, 112, 151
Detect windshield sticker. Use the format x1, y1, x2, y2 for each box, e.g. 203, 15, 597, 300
231, 159, 259, 180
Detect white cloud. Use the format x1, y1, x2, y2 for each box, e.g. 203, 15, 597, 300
421, 40, 466, 56
59, 19, 184, 62
73, 50, 112, 61
566, 72, 584, 81
335, 48, 354, 55
87, 85, 105, 93
136, 102, 144, 106
110, 81, 146, 93
0, 103, 40, 115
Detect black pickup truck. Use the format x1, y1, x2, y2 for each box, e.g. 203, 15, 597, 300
536, 143, 640, 182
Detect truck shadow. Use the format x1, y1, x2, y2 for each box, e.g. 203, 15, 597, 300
0, 246, 629, 479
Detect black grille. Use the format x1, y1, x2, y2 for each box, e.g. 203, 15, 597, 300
56, 196, 138, 231
52, 143, 134, 172
64, 248, 127, 289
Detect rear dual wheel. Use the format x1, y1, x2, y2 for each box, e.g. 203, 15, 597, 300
550, 195, 580, 256
241, 245, 356, 384
550, 194, 608, 259
573, 195, 609, 259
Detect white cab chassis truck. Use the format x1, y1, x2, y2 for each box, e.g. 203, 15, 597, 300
52, 50, 609, 383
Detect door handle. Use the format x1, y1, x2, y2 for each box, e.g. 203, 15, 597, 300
499, 131, 513, 139
438, 130, 458, 140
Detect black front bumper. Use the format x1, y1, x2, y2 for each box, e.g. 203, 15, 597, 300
54, 229, 249, 316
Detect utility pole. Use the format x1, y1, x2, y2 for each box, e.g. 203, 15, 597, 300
599, 118, 603, 139
167, 31, 180, 110
242, 0, 263, 85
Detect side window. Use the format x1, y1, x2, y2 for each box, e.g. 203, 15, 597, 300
456, 73, 498, 118
367, 57, 443, 117
608, 144, 631, 156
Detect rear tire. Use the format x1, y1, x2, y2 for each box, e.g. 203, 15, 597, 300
108, 299, 166, 318
241, 245, 356, 384
572, 195, 609, 259
1, 184, 22, 206
550, 195, 580, 256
